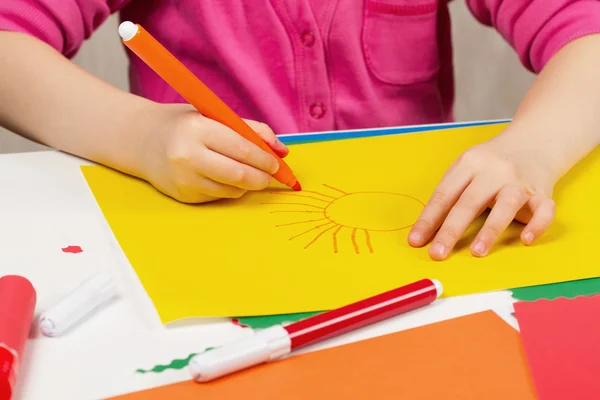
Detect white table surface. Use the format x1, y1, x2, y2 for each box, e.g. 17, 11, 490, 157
0, 150, 519, 400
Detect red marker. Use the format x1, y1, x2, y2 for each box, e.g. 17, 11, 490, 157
189, 278, 442, 382
0, 275, 36, 400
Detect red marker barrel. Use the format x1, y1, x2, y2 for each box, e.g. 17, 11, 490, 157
285, 279, 440, 349
0, 275, 36, 400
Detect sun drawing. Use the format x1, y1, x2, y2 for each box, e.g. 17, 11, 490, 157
263, 184, 425, 254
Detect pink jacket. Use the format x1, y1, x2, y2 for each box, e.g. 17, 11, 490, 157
1, 1, 600, 135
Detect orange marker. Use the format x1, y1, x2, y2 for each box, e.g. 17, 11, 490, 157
118, 21, 301, 191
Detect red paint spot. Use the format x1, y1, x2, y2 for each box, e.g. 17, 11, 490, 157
62, 245, 83, 254
231, 318, 248, 328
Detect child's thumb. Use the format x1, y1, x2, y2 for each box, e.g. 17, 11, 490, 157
243, 119, 289, 158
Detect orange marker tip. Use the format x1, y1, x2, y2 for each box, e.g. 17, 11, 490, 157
292, 182, 302, 191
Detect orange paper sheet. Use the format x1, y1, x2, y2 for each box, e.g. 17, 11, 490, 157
107, 311, 536, 399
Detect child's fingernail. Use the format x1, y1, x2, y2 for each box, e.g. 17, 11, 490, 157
408, 231, 421, 244
269, 158, 279, 173
276, 138, 287, 150
472, 241, 487, 256
431, 242, 446, 257
523, 232, 535, 244
273, 147, 287, 158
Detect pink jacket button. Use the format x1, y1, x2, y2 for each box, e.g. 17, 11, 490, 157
301, 30, 315, 47
309, 102, 326, 119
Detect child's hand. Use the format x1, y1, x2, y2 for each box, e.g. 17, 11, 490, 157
407, 130, 557, 260
138, 104, 288, 203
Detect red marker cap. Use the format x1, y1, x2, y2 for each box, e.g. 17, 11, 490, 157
0, 275, 36, 399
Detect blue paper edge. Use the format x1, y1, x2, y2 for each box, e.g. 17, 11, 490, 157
278, 119, 510, 145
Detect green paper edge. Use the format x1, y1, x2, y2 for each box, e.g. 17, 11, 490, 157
135, 347, 215, 374
510, 277, 600, 301
136, 278, 600, 375
232, 278, 600, 330
235, 312, 322, 330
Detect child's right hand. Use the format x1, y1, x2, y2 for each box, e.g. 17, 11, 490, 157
137, 103, 289, 203
0, 32, 287, 205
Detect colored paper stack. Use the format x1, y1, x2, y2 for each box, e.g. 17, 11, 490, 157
108, 294, 600, 399
80, 123, 600, 399
109, 311, 537, 399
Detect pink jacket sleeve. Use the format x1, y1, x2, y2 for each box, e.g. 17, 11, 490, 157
0, 0, 131, 58
467, 0, 600, 73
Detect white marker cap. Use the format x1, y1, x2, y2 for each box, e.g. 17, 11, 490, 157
431, 279, 443, 298
189, 325, 291, 382
39, 270, 118, 337
118, 21, 138, 41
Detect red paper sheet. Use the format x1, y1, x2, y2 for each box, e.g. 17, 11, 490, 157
514, 294, 600, 400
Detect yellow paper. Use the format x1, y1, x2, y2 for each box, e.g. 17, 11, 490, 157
81, 124, 600, 322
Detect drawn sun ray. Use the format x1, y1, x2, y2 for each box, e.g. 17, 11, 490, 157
305, 224, 337, 249
289, 221, 335, 241
351, 228, 359, 254
300, 190, 338, 200
322, 184, 348, 195
267, 184, 425, 254
266, 192, 331, 203
275, 217, 328, 227
270, 210, 323, 214
332, 225, 343, 253
261, 202, 324, 209
364, 230, 373, 253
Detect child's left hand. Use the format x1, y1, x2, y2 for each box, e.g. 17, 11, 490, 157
407, 35, 600, 260
407, 129, 557, 261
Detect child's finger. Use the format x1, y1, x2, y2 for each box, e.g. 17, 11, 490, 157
201, 118, 279, 174
196, 176, 247, 199
408, 165, 473, 248
428, 180, 494, 261
192, 147, 272, 191
244, 119, 289, 158
514, 206, 533, 225
470, 184, 528, 257
521, 196, 556, 245
174, 174, 247, 202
